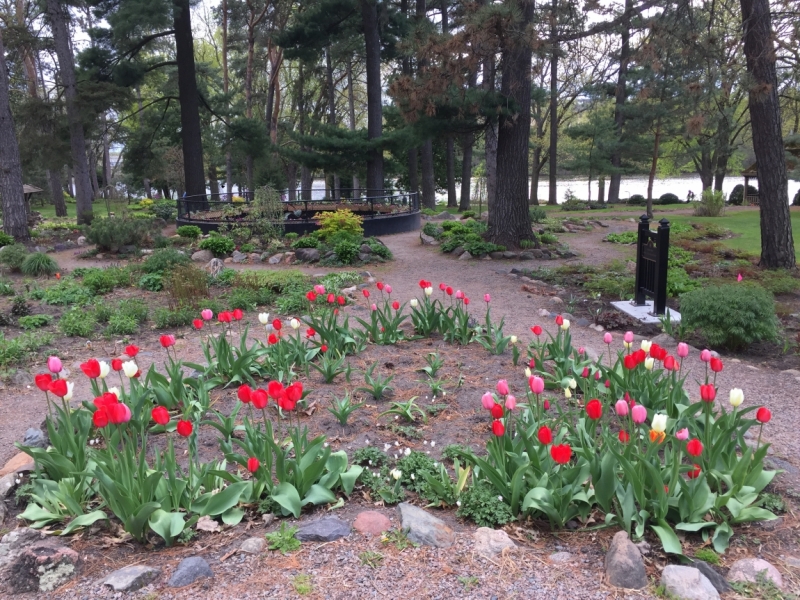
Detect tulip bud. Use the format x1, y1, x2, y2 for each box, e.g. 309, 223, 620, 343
201, 308, 213, 321
371, 303, 377, 311
603, 332, 612, 345
424, 287, 433, 296
385, 285, 392, 294
568, 378, 577, 390
47, 356, 62, 374
700, 349, 711, 362
510, 335, 518, 344
410, 298, 419, 308
391, 469, 402, 480
631, 405, 647, 424
122, 361, 138, 378
107, 386, 120, 397
561, 319, 570, 331
505, 395, 516, 411
290, 318, 300, 330
677, 342, 689, 358
314, 284, 326, 295
729, 388, 744, 407
484, 294, 491, 303
615, 399, 629, 417
63, 381, 74, 401
98, 361, 110, 379
524, 367, 532, 378
481, 392, 495, 410
529, 375, 544, 394
455, 290, 464, 299
496, 379, 509, 396
641, 340, 652, 353
623, 331, 634, 343
258, 313, 270, 325
651, 413, 667, 433
675, 428, 689, 441
564, 387, 572, 399
644, 357, 655, 371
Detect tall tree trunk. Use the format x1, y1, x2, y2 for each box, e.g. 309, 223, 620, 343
459, 67, 478, 212
209, 163, 219, 196
297, 64, 313, 201
46, 0, 94, 223
287, 163, 297, 201
598, 177, 605, 203
88, 148, 101, 199
48, 169, 67, 216
326, 48, 340, 200
222, 0, 233, 196
441, 0, 456, 208
173, 0, 206, 202
361, 0, 383, 194
646, 116, 661, 218
421, 140, 436, 208
740, 0, 795, 268
0, 28, 29, 241
102, 115, 111, 196
346, 57, 360, 194
16, 0, 38, 97
267, 48, 282, 144
488, 0, 535, 248
608, 0, 632, 203
547, 0, 558, 205
484, 56, 497, 208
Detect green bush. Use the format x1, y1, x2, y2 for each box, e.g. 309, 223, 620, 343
0, 245, 28, 272
666, 267, 702, 296
59, 308, 97, 337
421, 222, 442, 238
284, 232, 299, 242
0, 232, 15, 246
153, 305, 197, 329
317, 209, 364, 240
694, 189, 725, 217
680, 284, 778, 349
605, 231, 637, 244
93, 301, 114, 324
561, 199, 587, 211
456, 482, 515, 528
461, 210, 476, 219
319, 271, 362, 292
291, 236, 319, 249
118, 298, 149, 323
0, 331, 53, 367
0, 279, 13, 296
659, 192, 681, 204
539, 232, 558, 245
42, 281, 94, 306
138, 273, 163, 291
728, 184, 758, 206
626, 194, 646, 205
20, 253, 58, 277
199, 232, 235, 256
18, 314, 53, 330
529, 206, 548, 223
366, 238, 392, 259
177, 225, 202, 239
149, 200, 176, 220
142, 248, 191, 274
82, 269, 115, 294
227, 287, 259, 311
105, 314, 139, 336
334, 240, 359, 264
758, 271, 800, 295
87, 217, 155, 252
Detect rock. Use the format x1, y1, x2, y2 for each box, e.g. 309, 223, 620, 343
661, 565, 719, 600
692, 560, 730, 593
342, 286, 356, 295
358, 253, 372, 262
4, 540, 82, 593
268, 253, 285, 264
0, 474, 15, 498
11, 369, 31, 387
502, 251, 518, 259
296, 517, 351, 542
76, 236, 87, 246
192, 249, 214, 262
518, 252, 535, 260
785, 556, 800, 568
634, 541, 651, 556
323, 251, 336, 259
232, 250, 248, 263
490, 252, 504, 260
549, 297, 563, 305
295, 248, 320, 263
433, 211, 456, 220
0, 451, 34, 477
537, 309, 551, 317
420, 233, 439, 246
604, 531, 647, 589
195, 515, 220, 533
727, 558, 783, 589
560, 251, 577, 258
651, 333, 676, 347
53, 242, 77, 251
626, 261, 637, 273
204, 258, 225, 277
168, 557, 213, 588
102, 565, 161, 592
249, 253, 262, 262
472, 528, 517, 558
354, 511, 392, 536
549, 551, 572, 563
481, 254, 492, 260
398, 503, 454, 548
239, 537, 266, 554
283, 252, 296, 264
451, 246, 465, 257
359, 244, 373, 254
0, 500, 6, 523
781, 368, 800, 376
22, 428, 47, 449
140, 249, 153, 255
459, 251, 473, 260
95, 254, 104, 259
576, 318, 590, 327
262, 513, 275, 526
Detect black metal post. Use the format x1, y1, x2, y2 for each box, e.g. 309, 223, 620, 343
633, 215, 650, 306
654, 218, 670, 315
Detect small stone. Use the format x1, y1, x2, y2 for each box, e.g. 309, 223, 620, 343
204, 258, 225, 276
692, 560, 730, 593
781, 369, 800, 376
268, 253, 284, 264
0, 499, 6, 522
651, 333, 676, 347
490, 252, 504, 260
191, 249, 214, 262
283, 252, 296, 264
262, 513, 275, 526
451, 246, 465, 256
0, 451, 34, 477
473, 528, 517, 558
727, 558, 783, 589
232, 250, 248, 263
358, 253, 371, 262
575, 318, 590, 327
168, 557, 213, 588
22, 428, 47, 449
0, 474, 16, 498
661, 565, 719, 600
549, 297, 563, 305
76, 236, 87, 246
502, 251, 517, 259
359, 243, 373, 254
102, 565, 161, 592
295, 248, 320, 262
433, 211, 456, 220
604, 531, 647, 589
538, 309, 551, 317
95, 253, 104, 259
518, 252, 535, 260
549, 551, 572, 563
458, 251, 473, 260
296, 517, 351, 542
398, 503, 454, 548
420, 233, 439, 246
239, 537, 266, 554
785, 556, 800, 568
249, 252, 261, 262
354, 511, 392, 536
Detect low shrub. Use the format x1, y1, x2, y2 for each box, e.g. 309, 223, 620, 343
317, 209, 364, 240
605, 231, 637, 244
138, 273, 163, 292
17, 314, 53, 330
87, 217, 155, 252
728, 184, 758, 206
366, 238, 392, 259
0, 232, 15, 246
421, 222, 442, 238
561, 199, 587, 211
0, 245, 29, 272
461, 210, 476, 219
118, 298, 149, 324
539, 232, 558, 245
142, 248, 191, 274
177, 225, 202, 239
334, 240, 359, 264
0, 331, 53, 367
153, 305, 197, 329
0, 279, 14, 296
456, 481, 515, 528
166, 266, 209, 308
658, 192, 681, 204
319, 271, 361, 292
149, 200, 176, 220
105, 314, 139, 336
42, 281, 94, 306
59, 308, 97, 337
291, 236, 319, 249
20, 253, 59, 277
227, 287, 261, 311
529, 206, 548, 223
680, 283, 778, 349
694, 189, 725, 217
82, 269, 117, 294
284, 232, 299, 242
199, 232, 235, 257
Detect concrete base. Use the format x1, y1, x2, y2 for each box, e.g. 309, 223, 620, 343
611, 300, 681, 325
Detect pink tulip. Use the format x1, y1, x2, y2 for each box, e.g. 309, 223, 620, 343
371, 303, 377, 311
594, 370, 601, 381
631, 405, 647, 424
737, 273, 743, 282
529, 376, 545, 395
505, 395, 517, 411
677, 342, 689, 358
201, 309, 213, 321
384, 284, 392, 294
615, 399, 629, 417
624, 331, 634, 344
496, 379, 509, 396
455, 290, 464, 300
481, 392, 495, 410
484, 294, 491, 303
47, 356, 63, 374
700, 349, 711, 362
603, 332, 613, 344
675, 428, 689, 441
314, 284, 326, 295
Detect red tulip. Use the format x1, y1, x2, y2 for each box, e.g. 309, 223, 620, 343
286, 382, 303, 402
756, 407, 771, 423
320, 344, 328, 353
112, 358, 123, 371
362, 289, 370, 298
160, 334, 176, 348
618, 431, 630, 443
543, 399, 550, 411
392, 300, 400, 310
491, 419, 505, 436
247, 457, 260, 474
376, 282, 384, 291
193, 319, 204, 330
687, 464, 702, 479
35, 373, 53, 392
555, 315, 563, 326
624, 355, 637, 370
251, 388, 268, 409
80, 359, 101, 379
550, 444, 572, 464
233, 309, 244, 320
604, 379, 611, 388
585, 399, 602, 420
710, 357, 723, 373
531, 325, 542, 336
176, 420, 193, 437
686, 438, 703, 457
445, 286, 453, 296
581, 367, 590, 378
537, 425, 552, 445
327, 293, 335, 303
92, 409, 109, 428
93, 391, 119, 409
106, 402, 131, 424
124, 345, 139, 357
490, 403, 504, 419
218, 311, 232, 323
272, 319, 282, 331
649, 343, 662, 359
268, 380, 284, 399
268, 333, 278, 345
700, 384, 716, 402
48, 379, 68, 397
306, 291, 317, 301
632, 349, 646, 364
151, 406, 170, 426
337, 296, 345, 305
439, 282, 446, 291
663, 356, 676, 371
237, 384, 252, 403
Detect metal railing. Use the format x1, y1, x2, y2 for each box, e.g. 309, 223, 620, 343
633, 215, 670, 316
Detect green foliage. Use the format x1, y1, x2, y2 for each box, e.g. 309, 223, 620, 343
757, 271, 800, 295
0, 232, 15, 246
166, 266, 210, 308
358, 363, 395, 400
659, 193, 681, 204
694, 548, 720, 565
11, 295, 30, 316
318, 271, 361, 292
395, 451, 436, 493
291, 236, 319, 249
284, 232, 299, 242
461, 210, 476, 219
381, 528, 418, 550
529, 206, 548, 222
42, 281, 94, 306
142, 248, 191, 274
334, 239, 359, 264
605, 231, 634, 244
117, 299, 149, 324
177, 225, 202, 239
442, 444, 471, 462
87, 217, 155, 252
149, 200, 176, 220
153, 305, 197, 329
680, 284, 778, 349
199, 232, 236, 256
728, 184, 758, 206
105, 314, 139, 336
756, 492, 786, 514
666, 267, 702, 296
353, 447, 388, 468
291, 574, 313, 596
0, 278, 14, 295
82, 269, 116, 295
365, 238, 392, 259
359, 550, 384, 568
317, 209, 364, 240
0, 331, 53, 367
695, 189, 726, 217
138, 273, 163, 291
626, 194, 646, 205
226, 287, 260, 311
422, 222, 442, 238
561, 199, 588, 211
265, 522, 302, 554
584, 272, 636, 299
0, 245, 29, 271
327, 393, 364, 426
20, 253, 59, 277
59, 308, 97, 337
18, 314, 53, 330
456, 482, 515, 528
539, 232, 558, 245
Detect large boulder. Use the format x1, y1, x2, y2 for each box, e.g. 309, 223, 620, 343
296, 517, 351, 542
727, 558, 783, 589
191, 249, 213, 262
398, 503, 454, 548
0, 530, 82, 594
661, 565, 720, 600
604, 531, 647, 589
295, 248, 320, 263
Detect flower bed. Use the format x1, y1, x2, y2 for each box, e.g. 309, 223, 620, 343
20, 282, 777, 556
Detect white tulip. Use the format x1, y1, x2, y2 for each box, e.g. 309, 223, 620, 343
560, 319, 570, 331
107, 386, 120, 397
122, 361, 138, 378
641, 340, 652, 353
564, 388, 572, 399
391, 469, 402, 480
729, 388, 744, 408
410, 298, 419, 308
98, 361, 110, 379
644, 357, 655, 371
524, 367, 532, 378
510, 335, 518, 344
63, 381, 74, 402
258, 312, 270, 325
651, 413, 668, 433
424, 286, 433, 296
290, 318, 300, 330
568, 378, 577, 389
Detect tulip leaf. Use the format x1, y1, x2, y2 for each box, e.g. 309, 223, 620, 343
197, 481, 248, 516
61, 510, 107, 535
272, 482, 302, 518
148, 509, 185, 546
651, 521, 683, 556
221, 507, 245, 525
595, 452, 617, 513
675, 521, 716, 532
340, 465, 363, 496
302, 483, 337, 507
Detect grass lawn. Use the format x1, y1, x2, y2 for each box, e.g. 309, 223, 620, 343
668, 208, 800, 262
35, 199, 133, 221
